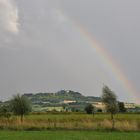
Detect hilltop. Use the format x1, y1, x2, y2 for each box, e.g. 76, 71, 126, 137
22, 90, 101, 112
23, 90, 101, 105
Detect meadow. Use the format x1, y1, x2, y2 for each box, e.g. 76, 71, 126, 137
0, 113, 140, 131
0, 131, 140, 140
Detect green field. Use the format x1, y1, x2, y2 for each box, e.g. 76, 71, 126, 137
0, 131, 140, 140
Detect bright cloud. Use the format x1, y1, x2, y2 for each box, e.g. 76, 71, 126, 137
0, 0, 19, 34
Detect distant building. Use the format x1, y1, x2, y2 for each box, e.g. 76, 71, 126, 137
63, 100, 76, 104
46, 107, 63, 112
92, 102, 106, 112
92, 102, 137, 112
124, 103, 136, 109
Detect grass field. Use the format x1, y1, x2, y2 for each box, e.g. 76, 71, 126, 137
0, 131, 140, 140
0, 113, 140, 131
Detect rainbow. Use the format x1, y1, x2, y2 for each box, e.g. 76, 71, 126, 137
59, 9, 139, 103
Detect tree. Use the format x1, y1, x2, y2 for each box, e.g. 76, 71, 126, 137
85, 104, 95, 115
101, 85, 118, 130
0, 104, 11, 119
118, 102, 126, 113
10, 94, 31, 122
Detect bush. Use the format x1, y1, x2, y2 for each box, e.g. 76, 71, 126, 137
85, 104, 95, 114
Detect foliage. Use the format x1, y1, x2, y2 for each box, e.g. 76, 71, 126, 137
10, 94, 31, 121
118, 102, 126, 113
102, 86, 118, 114
0, 105, 11, 119
101, 85, 118, 129
85, 104, 95, 114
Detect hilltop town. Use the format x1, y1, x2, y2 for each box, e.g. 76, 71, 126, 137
21, 90, 140, 113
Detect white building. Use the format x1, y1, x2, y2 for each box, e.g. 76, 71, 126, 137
63, 100, 76, 104
124, 103, 136, 109
91, 102, 106, 112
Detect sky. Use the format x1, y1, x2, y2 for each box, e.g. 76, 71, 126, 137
0, 0, 140, 103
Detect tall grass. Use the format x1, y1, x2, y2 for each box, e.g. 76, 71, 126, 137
0, 113, 140, 131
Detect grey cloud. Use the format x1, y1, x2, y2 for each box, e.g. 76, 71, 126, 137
0, 0, 140, 103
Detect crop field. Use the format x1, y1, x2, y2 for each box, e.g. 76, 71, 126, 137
0, 113, 140, 131
0, 131, 140, 140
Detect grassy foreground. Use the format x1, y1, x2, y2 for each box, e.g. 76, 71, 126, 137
0, 113, 140, 131
0, 131, 140, 140
0, 113, 140, 132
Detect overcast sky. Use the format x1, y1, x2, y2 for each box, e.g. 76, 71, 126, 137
0, 0, 140, 103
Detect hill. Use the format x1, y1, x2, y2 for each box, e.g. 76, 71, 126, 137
23, 90, 101, 105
